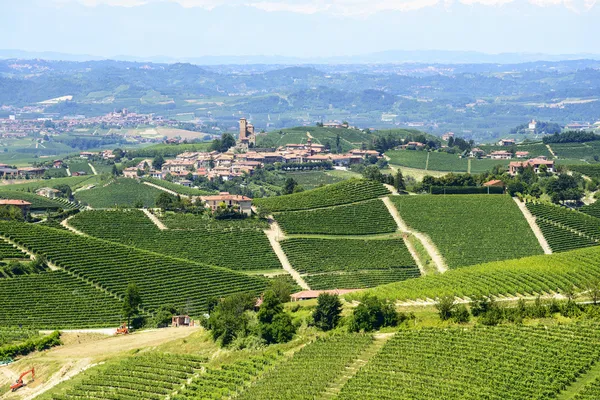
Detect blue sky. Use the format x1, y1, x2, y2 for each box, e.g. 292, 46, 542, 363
1, 0, 598, 58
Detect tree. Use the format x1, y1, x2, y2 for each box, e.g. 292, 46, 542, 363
283, 178, 298, 195
394, 170, 406, 192
452, 304, 470, 323
151, 304, 178, 328
349, 295, 400, 332
206, 292, 256, 347
362, 165, 383, 182
152, 155, 165, 170
111, 164, 120, 177
122, 283, 142, 329
435, 295, 455, 321
156, 192, 176, 210
53, 184, 72, 199
0, 206, 24, 222
257, 290, 296, 344
312, 293, 342, 331
268, 278, 293, 304
588, 280, 600, 305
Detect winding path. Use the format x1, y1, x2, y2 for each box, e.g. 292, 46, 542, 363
513, 197, 552, 255
88, 163, 98, 175
263, 217, 310, 290
382, 196, 448, 273
142, 208, 168, 230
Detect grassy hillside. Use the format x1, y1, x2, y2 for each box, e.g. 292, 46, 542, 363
0, 190, 76, 211
254, 179, 390, 213
391, 195, 543, 268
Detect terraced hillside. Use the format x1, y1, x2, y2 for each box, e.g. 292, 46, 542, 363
274, 199, 397, 235
0, 271, 122, 328
69, 210, 281, 271
0, 221, 268, 317
142, 177, 215, 196
281, 237, 420, 289
74, 178, 166, 208
527, 201, 600, 252
391, 195, 543, 268
0, 190, 77, 211
350, 245, 600, 302
254, 179, 390, 213
339, 324, 600, 400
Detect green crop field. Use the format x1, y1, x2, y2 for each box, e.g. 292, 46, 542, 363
0, 175, 103, 192
536, 219, 598, 252
527, 202, 600, 243
160, 212, 269, 230
391, 195, 543, 268
257, 126, 375, 152
339, 324, 600, 400
568, 164, 600, 178
580, 201, 600, 219
74, 178, 166, 208
142, 177, 215, 196
385, 150, 428, 169
0, 190, 76, 211
0, 271, 122, 328
426, 152, 469, 172
274, 199, 397, 235
349, 245, 600, 302
254, 179, 390, 213
573, 378, 600, 400
281, 237, 420, 289
282, 171, 351, 190
50, 353, 207, 400
69, 210, 281, 271
0, 221, 268, 316
65, 160, 93, 175
236, 334, 373, 400
0, 328, 39, 347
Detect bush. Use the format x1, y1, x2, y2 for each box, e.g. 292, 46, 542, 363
349, 295, 401, 332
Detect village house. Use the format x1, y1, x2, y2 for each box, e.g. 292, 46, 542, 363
101, 150, 116, 160
123, 167, 138, 178
402, 141, 426, 150
200, 192, 252, 216
515, 151, 530, 159
442, 132, 455, 141
52, 160, 64, 168
0, 167, 18, 178
469, 148, 486, 158
161, 159, 195, 173
509, 158, 555, 176
18, 167, 46, 178
0, 199, 31, 218
498, 139, 516, 146
489, 151, 512, 160
528, 120, 537, 131
36, 187, 60, 199
79, 151, 96, 159
483, 179, 505, 188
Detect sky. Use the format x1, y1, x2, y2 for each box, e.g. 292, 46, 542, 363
0, 0, 598, 59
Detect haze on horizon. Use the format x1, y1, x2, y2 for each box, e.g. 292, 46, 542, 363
1, 0, 598, 61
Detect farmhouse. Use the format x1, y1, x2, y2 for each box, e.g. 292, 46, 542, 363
469, 148, 486, 158
200, 192, 252, 216
515, 151, 530, 158
52, 160, 64, 168
123, 167, 138, 178
498, 139, 516, 146
36, 187, 60, 199
489, 151, 512, 160
79, 152, 96, 159
442, 132, 454, 141
0, 167, 18, 178
0, 199, 31, 218
18, 167, 46, 178
509, 158, 555, 175
483, 180, 505, 188
401, 142, 426, 150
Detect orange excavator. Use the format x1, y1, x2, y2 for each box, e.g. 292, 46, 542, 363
10, 367, 34, 392
115, 322, 129, 335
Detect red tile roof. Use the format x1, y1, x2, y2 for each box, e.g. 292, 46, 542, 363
0, 199, 32, 206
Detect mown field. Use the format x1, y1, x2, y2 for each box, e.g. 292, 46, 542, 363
274, 199, 397, 235
391, 195, 543, 268
254, 179, 390, 213
74, 178, 166, 208
69, 210, 281, 271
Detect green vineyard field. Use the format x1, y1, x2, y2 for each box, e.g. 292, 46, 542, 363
274, 199, 397, 235
0, 221, 268, 316
69, 210, 281, 271
391, 195, 543, 268
254, 179, 390, 213
74, 178, 166, 208
0, 271, 122, 328
0, 190, 76, 211
142, 177, 215, 196
536, 219, 598, 253
339, 324, 600, 400
305, 269, 420, 290
350, 245, 600, 302
527, 202, 600, 242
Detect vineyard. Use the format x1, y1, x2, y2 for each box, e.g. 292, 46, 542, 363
0, 240, 27, 259
348, 244, 600, 302
568, 164, 600, 179
236, 334, 373, 400
574, 378, 600, 400
69, 210, 281, 271
142, 177, 215, 196
0, 221, 268, 316
175, 355, 279, 400
254, 179, 390, 213
391, 195, 543, 268
74, 178, 166, 208
338, 324, 600, 400
579, 201, 600, 219
0, 175, 100, 192
281, 237, 419, 289
0, 328, 39, 347
274, 199, 397, 235
160, 212, 269, 230
527, 201, 600, 245
536, 219, 598, 252
0, 190, 76, 211
50, 352, 207, 400
0, 271, 122, 328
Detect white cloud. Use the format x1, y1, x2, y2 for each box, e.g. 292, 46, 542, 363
54, 0, 598, 13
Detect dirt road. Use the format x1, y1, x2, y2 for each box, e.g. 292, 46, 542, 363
264, 218, 309, 290
513, 197, 552, 255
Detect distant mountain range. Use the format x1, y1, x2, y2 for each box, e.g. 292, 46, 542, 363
1, 49, 599, 65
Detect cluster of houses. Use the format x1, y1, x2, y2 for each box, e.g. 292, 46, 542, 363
0, 164, 46, 179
